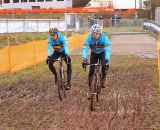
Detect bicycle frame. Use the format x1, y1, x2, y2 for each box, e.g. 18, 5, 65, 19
85, 59, 103, 111
55, 56, 67, 101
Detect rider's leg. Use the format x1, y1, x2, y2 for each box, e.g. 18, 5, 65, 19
88, 52, 99, 99
49, 51, 60, 83
100, 52, 109, 88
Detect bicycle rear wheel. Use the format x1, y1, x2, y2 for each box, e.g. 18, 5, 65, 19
58, 68, 66, 101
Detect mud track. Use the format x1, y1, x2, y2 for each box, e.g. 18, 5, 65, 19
0, 34, 159, 130
0, 55, 158, 130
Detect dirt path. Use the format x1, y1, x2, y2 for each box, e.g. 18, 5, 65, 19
71, 34, 157, 58
111, 34, 157, 58
0, 34, 159, 130
0, 54, 158, 130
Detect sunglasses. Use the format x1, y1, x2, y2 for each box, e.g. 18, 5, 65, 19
51, 34, 57, 36
93, 33, 100, 36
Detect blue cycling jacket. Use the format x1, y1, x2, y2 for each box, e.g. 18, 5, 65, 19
47, 33, 70, 56
82, 33, 111, 61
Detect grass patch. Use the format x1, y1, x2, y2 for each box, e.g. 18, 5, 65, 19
0, 62, 48, 86
104, 26, 144, 33
0, 33, 48, 48
0, 13, 65, 19
0, 13, 104, 20
0, 31, 109, 49
0, 32, 74, 48
0, 55, 87, 86
0, 54, 157, 87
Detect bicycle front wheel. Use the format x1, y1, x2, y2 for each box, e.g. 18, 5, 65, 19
58, 68, 66, 101
90, 75, 98, 111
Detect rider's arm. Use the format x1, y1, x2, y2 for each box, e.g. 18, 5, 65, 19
103, 34, 111, 61
82, 35, 90, 60
103, 34, 110, 46
62, 36, 70, 56
105, 48, 111, 61
47, 38, 52, 57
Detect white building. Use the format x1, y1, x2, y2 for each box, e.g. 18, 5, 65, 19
112, 0, 151, 10
85, 0, 151, 10
85, 0, 113, 8
0, 0, 72, 9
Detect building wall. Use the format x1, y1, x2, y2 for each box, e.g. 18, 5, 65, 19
85, 0, 150, 10
85, 0, 112, 8
112, 0, 150, 9
0, 0, 72, 9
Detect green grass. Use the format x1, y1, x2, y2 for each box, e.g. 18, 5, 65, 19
0, 31, 110, 49
0, 33, 48, 48
0, 62, 48, 86
0, 13, 65, 19
0, 13, 92, 19
0, 55, 87, 86
104, 26, 144, 33
0, 32, 74, 48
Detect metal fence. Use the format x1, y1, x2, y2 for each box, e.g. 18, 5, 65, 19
103, 19, 145, 32
78, 18, 145, 33
77, 18, 103, 32
0, 18, 81, 34
0, 17, 145, 34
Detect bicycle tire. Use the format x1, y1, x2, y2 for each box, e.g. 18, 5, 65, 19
90, 75, 98, 111
96, 76, 102, 102
97, 74, 102, 95
58, 67, 66, 101
96, 75, 100, 102
62, 68, 67, 97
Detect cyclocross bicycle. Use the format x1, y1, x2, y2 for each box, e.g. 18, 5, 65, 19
55, 56, 67, 101
85, 59, 103, 111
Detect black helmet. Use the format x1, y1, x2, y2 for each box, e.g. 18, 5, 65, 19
49, 27, 58, 35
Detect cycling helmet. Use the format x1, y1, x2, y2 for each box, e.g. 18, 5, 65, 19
49, 27, 58, 35
91, 24, 101, 33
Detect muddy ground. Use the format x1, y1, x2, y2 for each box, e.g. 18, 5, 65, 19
0, 54, 159, 130
0, 34, 160, 130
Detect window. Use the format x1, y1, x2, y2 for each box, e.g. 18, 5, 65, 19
4, 0, 10, 3
21, 0, 27, 2
29, 0, 35, 2
13, 0, 19, 3
57, 0, 64, 1
46, 0, 52, 1
37, 0, 43, 1
32, 6, 40, 8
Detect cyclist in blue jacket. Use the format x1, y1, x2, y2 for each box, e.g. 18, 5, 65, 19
46, 27, 72, 90
82, 24, 110, 99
